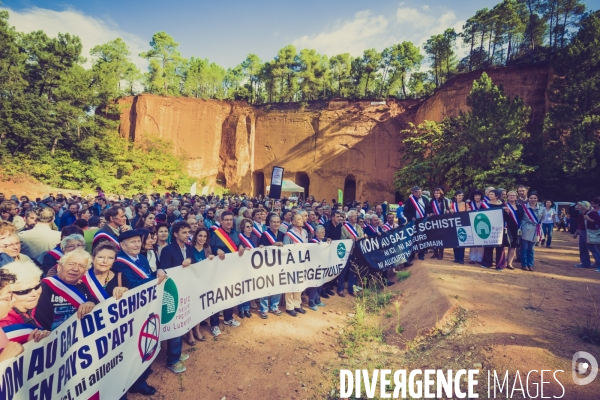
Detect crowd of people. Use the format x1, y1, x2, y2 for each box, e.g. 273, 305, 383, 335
0, 185, 598, 397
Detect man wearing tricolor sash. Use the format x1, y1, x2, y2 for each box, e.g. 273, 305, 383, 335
339, 210, 364, 297
282, 214, 308, 317
209, 211, 246, 327
36, 248, 98, 332
381, 213, 398, 232
251, 209, 266, 238
403, 186, 430, 261
92, 206, 130, 251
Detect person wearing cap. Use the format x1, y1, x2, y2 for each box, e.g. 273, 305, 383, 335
403, 186, 430, 261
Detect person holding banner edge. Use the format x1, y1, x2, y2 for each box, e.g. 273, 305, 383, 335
468, 189, 487, 264
480, 189, 507, 270
238, 219, 260, 319
427, 188, 449, 260
0, 268, 26, 363
404, 186, 430, 261
258, 212, 284, 318
282, 214, 308, 316
209, 211, 245, 330
503, 191, 524, 269
449, 190, 470, 264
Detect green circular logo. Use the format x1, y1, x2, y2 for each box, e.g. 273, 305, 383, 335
337, 243, 346, 259
474, 213, 492, 239
161, 278, 179, 324
457, 227, 467, 242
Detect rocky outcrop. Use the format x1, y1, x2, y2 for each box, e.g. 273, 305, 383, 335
118, 65, 551, 202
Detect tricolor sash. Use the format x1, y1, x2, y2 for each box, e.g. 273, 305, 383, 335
238, 234, 256, 249
343, 222, 359, 239
4, 324, 37, 342
484, 196, 490, 202
93, 231, 120, 249
116, 256, 151, 279
319, 216, 328, 225
409, 195, 425, 218
262, 229, 278, 245
286, 230, 304, 244
210, 221, 221, 231
365, 224, 380, 236
252, 222, 264, 238
282, 221, 291, 229
382, 223, 394, 232
507, 203, 520, 227
81, 270, 110, 302
522, 205, 542, 238
310, 238, 321, 244
42, 276, 87, 308
214, 228, 238, 252
452, 201, 468, 212
304, 222, 315, 235
481, 202, 490, 209
48, 246, 63, 260
432, 199, 442, 215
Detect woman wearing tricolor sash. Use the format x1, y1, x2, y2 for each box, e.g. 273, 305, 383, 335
257, 213, 285, 319
282, 214, 309, 317
427, 188, 449, 260
520, 192, 543, 271
480, 189, 507, 270
449, 190, 470, 264
0, 262, 50, 347
36, 249, 98, 331
468, 189, 486, 264
503, 191, 524, 269
90, 242, 130, 300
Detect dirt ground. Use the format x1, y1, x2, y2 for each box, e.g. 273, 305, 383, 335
133, 231, 600, 399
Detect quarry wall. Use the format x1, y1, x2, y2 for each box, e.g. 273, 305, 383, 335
118, 65, 551, 203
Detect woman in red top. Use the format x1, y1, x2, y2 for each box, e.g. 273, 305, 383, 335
0, 262, 50, 345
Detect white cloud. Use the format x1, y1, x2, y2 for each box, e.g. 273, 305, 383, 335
292, 4, 462, 58
1, 6, 148, 71
292, 10, 390, 56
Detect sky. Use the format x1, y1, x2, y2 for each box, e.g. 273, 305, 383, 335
2, 0, 600, 71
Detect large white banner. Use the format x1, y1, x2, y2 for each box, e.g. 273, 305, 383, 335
0, 240, 351, 397
160, 240, 352, 340
0, 282, 163, 400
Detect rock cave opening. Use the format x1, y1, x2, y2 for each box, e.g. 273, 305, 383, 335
253, 171, 265, 197
343, 175, 356, 204
295, 172, 310, 198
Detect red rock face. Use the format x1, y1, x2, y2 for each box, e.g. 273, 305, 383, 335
118, 66, 550, 202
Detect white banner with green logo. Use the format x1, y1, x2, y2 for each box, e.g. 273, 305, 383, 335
159, 240, 353, 340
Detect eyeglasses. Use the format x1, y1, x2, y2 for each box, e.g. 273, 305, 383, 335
0, 241, 21, 250
12, 283, 42, 296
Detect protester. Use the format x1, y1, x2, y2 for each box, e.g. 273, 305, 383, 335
450, 190, 470, 264
339, 210, 364, 296
468, 189, 486, 264
0, 200, 25, 232
159, 221, 193, 374
574, 199, 600, 270
23, 210, 37, 231
480, 189, 507, 270
404, 186, 429, 261
92, 206, 129, 251
0, 232, 32, 266
140, 228, 159, 272
282, 214, 308, 316
0, 269, 25, 363
156, 222, 170, 258
187, 227, 213, 344
19, 208, 61, 265
503, 191, 524, 269
46, 233, 86, 277
135, 212, 157, 229
59, 202, 79, 229
209, 211, 244, 330
427, 187, 449, 260
0, 262, 51, 344
520, 192, 543, 271
258, 212, 284, 319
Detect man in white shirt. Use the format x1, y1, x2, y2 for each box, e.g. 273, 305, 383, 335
19, 208, 61, 264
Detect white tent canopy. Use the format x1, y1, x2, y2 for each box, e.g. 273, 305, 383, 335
266, 180, 305, 193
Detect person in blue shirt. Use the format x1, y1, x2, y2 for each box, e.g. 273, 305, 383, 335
59, 202, 79, 229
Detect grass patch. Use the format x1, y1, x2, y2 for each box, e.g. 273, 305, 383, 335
358, 287, 394, 314
395, 270, 411, 282
575, 289, 600, 346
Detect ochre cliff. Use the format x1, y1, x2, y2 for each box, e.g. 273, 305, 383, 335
118, 65, 551, 202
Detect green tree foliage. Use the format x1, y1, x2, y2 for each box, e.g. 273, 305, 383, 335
541, 10, 600, 198
0, 9, 194, 194
140, 31, 185, 95
395, 73, 533, 193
